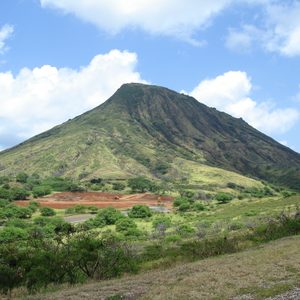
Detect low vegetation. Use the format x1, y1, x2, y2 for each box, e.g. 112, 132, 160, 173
1, 172, 300, 299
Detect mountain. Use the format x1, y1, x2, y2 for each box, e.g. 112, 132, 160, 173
1, 83, 300, 190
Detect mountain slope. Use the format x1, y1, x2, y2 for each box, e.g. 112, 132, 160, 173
1, 83, 300, 189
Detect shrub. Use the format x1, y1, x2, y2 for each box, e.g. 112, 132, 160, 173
112, 182, 125, 191
173, 197, 189, 207
227, 221, 244, 231
87, 207, 124, 228
97, 207, 124, 225
227, 182, 237, 189
16, 172, 29, 183
128, 205, 152, 218
0, 188, 11, 200
40, 207, 56, 217
215, 192, 233, 204
0, 226, 28, 242
28, 201, 40, 213
87, 206, 99, 214
179, 190, 195, 199
10, 188, 30, 200
32, 185, 52, 198
115, 218, 137, 234
127, 177, 157, 193
176, 224, 195, 236
165, 234, 181, 243
178, 202, 190, 212
152, 216, 172, 229
193, 201, 206, 211
2, 205, 32, 219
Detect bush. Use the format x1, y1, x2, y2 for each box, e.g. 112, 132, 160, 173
193, 201, 206, 211
0, 188, 11, 200
178, 202, 190, 212
179, 190, 195, 199
41, 177, 82, 192
86, 207, 124, 228
10, 188, 30, 200
97, 207, 124, 225
28, 201, 40, 213
69, 233, 138, 280
40, 207, 56, 217
2, 205, 32, 219
176, 224, 195, 236
215, 192, 233, 204
152, 216, 172, 229
0, 226, 28, 242
127, 177, 157, 193
32, 185, 52, 198
115, 218, 137, 234
128, 205, 152, 218
173, 197, 189, 207
112, 182, 125, 191
16, 172, 29, 183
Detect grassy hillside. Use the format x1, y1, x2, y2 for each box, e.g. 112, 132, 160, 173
1, 83, 300, 190
25, 235, 300, 300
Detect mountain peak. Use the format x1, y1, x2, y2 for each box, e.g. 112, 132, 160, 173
1, 83, 300, 190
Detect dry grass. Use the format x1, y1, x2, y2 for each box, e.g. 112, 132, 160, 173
23, 235, 300, 300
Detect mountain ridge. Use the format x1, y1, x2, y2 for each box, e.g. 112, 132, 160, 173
1, 83, 300, 190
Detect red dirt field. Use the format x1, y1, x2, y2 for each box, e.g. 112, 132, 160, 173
15, 192, 174, 209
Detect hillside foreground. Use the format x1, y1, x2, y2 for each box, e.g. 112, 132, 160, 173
24, 235, 300, 300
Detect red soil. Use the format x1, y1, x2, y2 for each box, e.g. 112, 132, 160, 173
15, 192, 174, 209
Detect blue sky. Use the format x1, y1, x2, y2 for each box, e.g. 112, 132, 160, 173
0, 0, 300, 152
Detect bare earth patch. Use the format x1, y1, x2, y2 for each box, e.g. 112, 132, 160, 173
15, 192, 174, 209
24, 236, 300, 300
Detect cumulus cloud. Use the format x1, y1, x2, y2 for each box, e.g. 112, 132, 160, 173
226, 2, 300, 56
0, 24, 14, 54
189, 71, 299, 134
40, 0, 232, 44
0, 49, 146, 150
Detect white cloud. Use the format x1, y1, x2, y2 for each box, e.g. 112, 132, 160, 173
40, 0, 232, 44
226, 2, 300, 56
0, 49, 146, 149
189, 71, 299, 134
0, 24, 14, 54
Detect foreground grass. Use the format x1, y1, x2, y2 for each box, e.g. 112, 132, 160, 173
23, 235, 300, 300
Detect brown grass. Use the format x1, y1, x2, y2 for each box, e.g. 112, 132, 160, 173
23, 235, 300, 300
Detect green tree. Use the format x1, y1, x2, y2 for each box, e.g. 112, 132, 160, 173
128, 205, 152, 218
115, 218, 138, 235
0, 244, 26, 296
10, 187, 30, 200
40, 207, 56, 217
16, 172, 29, 183
0, 227, 28, 242
32, 185, 52, 198
112, 182, 125, 191
215, 192, 233, 204
127, 177, 157, 193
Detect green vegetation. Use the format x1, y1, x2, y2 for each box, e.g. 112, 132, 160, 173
1, 84, 300, 298
215, 192, 233, 203
1, 84, 299, 190
128, 205, 152, 218
40, 207, 56, 217
127, 177, 158, 193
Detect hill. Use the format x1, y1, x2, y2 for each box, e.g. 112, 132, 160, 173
1, 83, 300, 190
